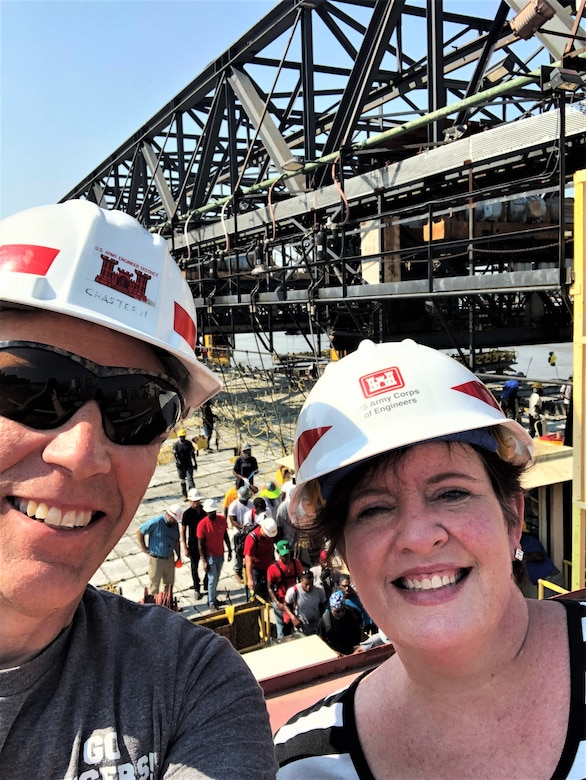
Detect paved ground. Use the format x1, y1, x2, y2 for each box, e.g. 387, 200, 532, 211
89, 429, 287, 621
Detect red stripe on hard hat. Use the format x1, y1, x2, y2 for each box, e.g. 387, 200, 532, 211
295, 426, 332, 469
173, 301, 196, 348
0, 244, 59, 275
452, 380, 500, 410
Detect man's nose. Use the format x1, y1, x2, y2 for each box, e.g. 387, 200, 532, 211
41, 401, 112, 478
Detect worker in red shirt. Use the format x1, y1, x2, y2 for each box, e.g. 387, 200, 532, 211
197, 499, 232, 611
267, 540, 304, 641
244, 513, 277, 601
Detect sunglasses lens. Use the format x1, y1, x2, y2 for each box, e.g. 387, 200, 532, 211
0, 347, 182, 445
97, 375, 182, 445
0, 348, 87, 428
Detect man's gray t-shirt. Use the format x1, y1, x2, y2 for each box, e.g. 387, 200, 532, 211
285, 584, 325, 629
0, 586, 277, 779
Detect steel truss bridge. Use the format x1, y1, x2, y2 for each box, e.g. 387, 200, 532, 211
62, 0, 586, 365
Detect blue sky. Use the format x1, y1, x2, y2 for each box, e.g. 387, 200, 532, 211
0, 0, 275, 219
0, 0, 521, 221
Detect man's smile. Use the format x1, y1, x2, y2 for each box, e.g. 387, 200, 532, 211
8, 496, 100, 529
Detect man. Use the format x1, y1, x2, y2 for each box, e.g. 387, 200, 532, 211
232, 442, 258, 489
229, 485, 253, 580
201, 399, 216, 451
337, 573, 376, 634
560, 376, 572, 417
285, 570, 326, 636
228, 485, 253, 531
528, 382, 544, 438
259, 479, 281, 517
234, 497, 266, 567
173, 427, 197, 500
222, 482, 239, 518
243, 495, 267, 526
137, 504, 182, 595
500, 376, 520, 420
275, 492, 296, 548
311, 549, 338, 600
180, 487, 207, 599
317, 591, 363, 655
267, 539, 303, 641
0, 201, 277, 777
244, 512, 277, 600
197, 498, 232, 611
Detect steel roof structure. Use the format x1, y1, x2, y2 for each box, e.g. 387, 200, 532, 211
61, 0, 586, 361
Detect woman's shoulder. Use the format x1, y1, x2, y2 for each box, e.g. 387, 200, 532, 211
274, 672, 374, 779
536, 597, 586, 629
525, 597, 585, 663
546, 599, 586, 780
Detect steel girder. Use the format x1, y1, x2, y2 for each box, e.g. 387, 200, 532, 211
60, 0, 586, 349
61, 1, 585, 223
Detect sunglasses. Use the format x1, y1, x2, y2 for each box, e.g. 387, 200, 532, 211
0, 341, 184, 446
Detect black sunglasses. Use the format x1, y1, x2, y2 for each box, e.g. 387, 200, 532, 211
0, 341, 184, 446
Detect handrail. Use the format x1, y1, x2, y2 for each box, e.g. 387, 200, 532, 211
537, 579, 569, 599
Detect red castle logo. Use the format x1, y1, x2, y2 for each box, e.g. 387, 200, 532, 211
95, 254, 151, 302
359, 366, 405, 398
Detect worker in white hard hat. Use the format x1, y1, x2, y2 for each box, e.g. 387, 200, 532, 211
0, 201, 276, 778
136, 503, 183, 595
275, 339, 585, 780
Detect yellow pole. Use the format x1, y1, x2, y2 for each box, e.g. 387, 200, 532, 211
571, 170, 585, 590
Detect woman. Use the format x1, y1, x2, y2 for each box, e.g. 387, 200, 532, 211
274, 339, 585, 779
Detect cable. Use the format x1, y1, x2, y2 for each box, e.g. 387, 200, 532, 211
331, 156, 350, 226
220, 6, 303, 253
268, 174, 285, 242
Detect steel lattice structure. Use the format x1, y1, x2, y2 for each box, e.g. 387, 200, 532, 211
62, 0, 586, 361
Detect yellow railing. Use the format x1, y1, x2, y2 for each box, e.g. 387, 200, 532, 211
537, 579, 569, 599
562, 558, 586, 593
191, 599, 272, 653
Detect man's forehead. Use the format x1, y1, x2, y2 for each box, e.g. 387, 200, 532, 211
0, 308, 163, 373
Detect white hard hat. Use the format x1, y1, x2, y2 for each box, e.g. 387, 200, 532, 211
291, 339, 533, 518
187, 488, 203, 501
259, 513, 278, 538
0, 200, 221, 412
167, 504, 183, 521
203, 498, 217, 514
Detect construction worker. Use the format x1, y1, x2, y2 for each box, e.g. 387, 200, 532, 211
172, 427, 197, 499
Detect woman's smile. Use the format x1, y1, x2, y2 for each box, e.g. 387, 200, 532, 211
343, 441, 521, 651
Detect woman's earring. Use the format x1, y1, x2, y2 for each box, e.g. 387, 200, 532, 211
514, 548, 524, 562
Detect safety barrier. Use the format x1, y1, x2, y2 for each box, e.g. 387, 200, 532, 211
562, 559, 586, 592
537, 579, 568, 600
191, 598, 272, 653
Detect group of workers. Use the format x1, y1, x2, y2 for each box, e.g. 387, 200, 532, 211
1, 201, 583, 779
143, 423, 381, 655
500, 373, 573, 441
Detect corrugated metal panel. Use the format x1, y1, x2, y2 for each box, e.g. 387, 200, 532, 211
380, 106, 586, 191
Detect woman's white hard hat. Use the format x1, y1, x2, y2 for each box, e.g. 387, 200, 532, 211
0, 200, 221, 412
290, 339, 533, 519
